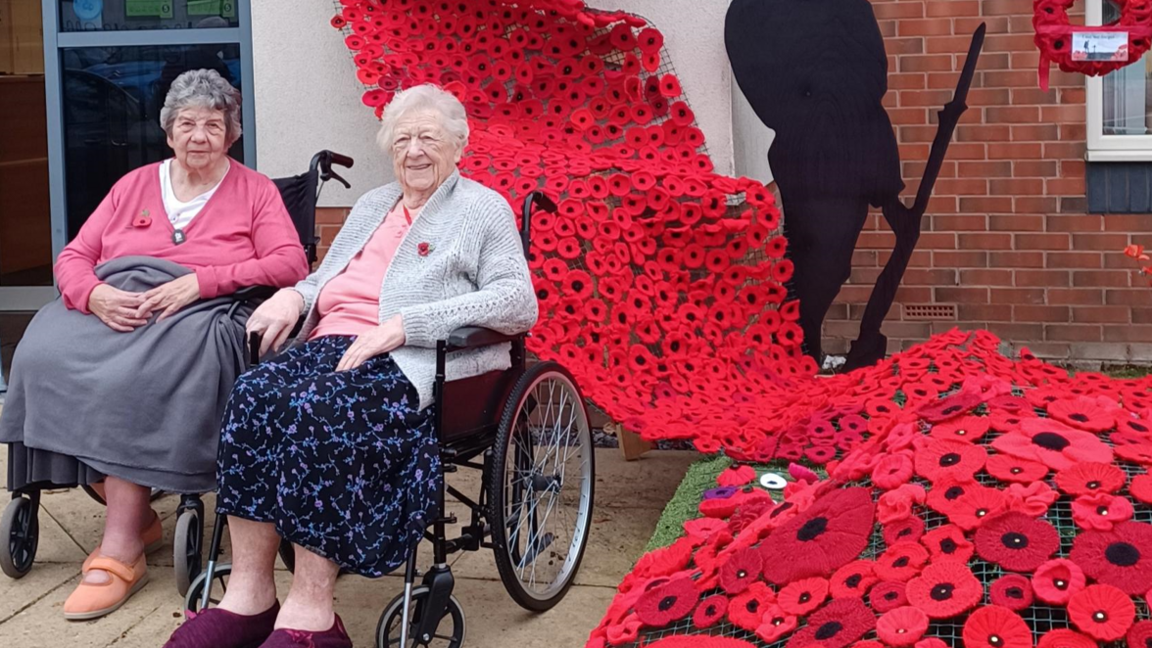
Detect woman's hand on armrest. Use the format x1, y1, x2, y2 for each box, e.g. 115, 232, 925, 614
247, 288, 305, 357
335, 315, 405, 372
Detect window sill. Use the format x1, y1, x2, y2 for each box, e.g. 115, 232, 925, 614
1087, 149, 1152, 162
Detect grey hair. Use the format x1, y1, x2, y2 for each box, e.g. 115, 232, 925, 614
160, 69, 243, 146
376, 84, 470, 155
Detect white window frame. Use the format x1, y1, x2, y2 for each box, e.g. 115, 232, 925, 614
1086, 0, 1152, 160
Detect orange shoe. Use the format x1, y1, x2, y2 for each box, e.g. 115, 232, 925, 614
83, 511, 163, 572
63, 554, 149, 621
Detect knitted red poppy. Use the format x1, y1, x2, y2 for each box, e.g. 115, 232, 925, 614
1128, 620, 1152, 648
777, 576, 829, 616
984, 453, 1049, 484
920, 523, 975, 563
755, 604, 799, 644
719, 547, 763, 595
914, 438, 987, 483
717, 465, 757, 487
851, 642, 884, 648
872, 452, 915, 490
876, 606, 929, 647
905, 561, 984, 619
942, 485, 1010, 531
1132, 473, 1152, 504
829, 560, 880, 599
1046, 397, 1116, 433
645, 636, 758, 648
913, 639, 947, 648
1069, 521, 1152, 594
1003, 481, 1059, 517
974, 511, 1060, 572
869, 580, 908, 613
874, 542, 929, 582
1035, 629, 1097, 648
883, 516, 926, 546
727, 581, 776, 632
918, 391, 981, 423
929, 415, 990, 443
636, 576, 700, 627
1067, 584, 1135, 641
1071, 492, 1134, 531
961, 606, 1033, 648
692, 594, 729, 629
989, 574, 1034, 611
1031, 558, 1087, 605
784, 598, 876, 648
1112, 431, 1152, 464
991, 419, 1113, 471
760, 488, 875, 584
1055, 461, 1125, 496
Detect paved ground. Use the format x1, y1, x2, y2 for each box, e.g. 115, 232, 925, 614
0, 439, 695, 648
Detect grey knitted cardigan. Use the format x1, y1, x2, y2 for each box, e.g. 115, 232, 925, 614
291, 170, 538, 410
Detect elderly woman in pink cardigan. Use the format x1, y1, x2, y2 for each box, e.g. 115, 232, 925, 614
0, 69, 308, 620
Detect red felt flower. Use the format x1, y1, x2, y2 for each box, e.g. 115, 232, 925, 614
755, 604, 799, 644
417, 241, 431, 256
962, 606, 1033, 648
1131, 473, 1152, 504
921, 524, 975, 563
914, 438, 987, 483
1069, 521, 1152, 594
989, 574, 1034, 611
727, 581, 776, 632
784, 598, 876, 648
720, 547, 763, 595
1071, 492, 1134, 531
990, 418, 1113, 471
874, 542, 929, 582
1128, 621, 1152, 648
1031, 558, 1086, 605
1036, 629, 1097, 648
876, 606, 929, 647
1046, 397, 1116, 433
829, 560, 879, 599
760, 488, 875, 584
1055, 461, 1125, 496
692, 594, 728, 629
929, 415, 990, 443
869, 580, 908, 613
777, 577, 829, 616
984, 454, 1049, 484
636, 576, 699, 626
883, 516, 925, 546
1067, 584, 1135, 641
974, 511, 1060, 572
905, 561, 983, 619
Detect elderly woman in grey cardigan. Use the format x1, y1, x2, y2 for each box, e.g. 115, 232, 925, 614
165, 84, 537, 648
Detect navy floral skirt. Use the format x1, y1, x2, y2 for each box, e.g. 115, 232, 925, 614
216, 336, 439, 577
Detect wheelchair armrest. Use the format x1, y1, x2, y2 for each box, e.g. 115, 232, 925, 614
444, 327, 520, 352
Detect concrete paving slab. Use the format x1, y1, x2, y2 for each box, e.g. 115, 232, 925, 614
0, 564, 78, 625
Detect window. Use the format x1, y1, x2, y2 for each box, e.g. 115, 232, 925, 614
1087, 0, 1152, 160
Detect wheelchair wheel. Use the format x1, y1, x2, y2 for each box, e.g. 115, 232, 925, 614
174, 508, 204, 596
184, 563, 231, 613
1, 497, 38, 579
486, 361, 594, 612
376, 586, 465, 648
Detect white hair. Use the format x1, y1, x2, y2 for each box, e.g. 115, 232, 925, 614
376, 84, 470, 155
160, 69, 243, 146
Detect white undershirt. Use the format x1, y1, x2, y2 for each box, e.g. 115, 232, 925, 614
159, 158, 230, 232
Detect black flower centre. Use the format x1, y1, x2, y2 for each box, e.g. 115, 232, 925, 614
1088, 481, 1101, 489
1097, 506, 1110, 516
885, 592, 898, 601
1033, 432, 1071, 451
989, 635, 1003, 647
1071, 413, 1090, 423
1001, 532, 1029, 549
893, 556, 911, 568
773, 617, 786, 626
797, 517, 829, 542
746, 599, 759, 613
898, 528, 912, 539
799, 592, 812, 603
1006, 587, 1025, 599
939, 453, 962, 467
930, 583, 955, 601
705, 604, 717, 616
845, 574, 863, 589
815, 622, 843, 640
1055, 579, 1068, 590
659, 595, 677, 612
1011, 467, 1023, 474
770, 502, 793, 519
943, 405, 962, 415
1094, 610, 1108, 623
945, 486, 965, 500
1106, 541, 1141, 567
737, 570, 747, 578
940, 538, 959, 554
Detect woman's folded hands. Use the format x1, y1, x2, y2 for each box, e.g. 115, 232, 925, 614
134, 274, 201, 322
247, 288, 305, 357
88, 284, 149, 333
335, 315, 406, 372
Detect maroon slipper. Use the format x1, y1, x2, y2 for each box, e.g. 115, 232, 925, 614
259, 615, 353, 648
164, 602, 280, 648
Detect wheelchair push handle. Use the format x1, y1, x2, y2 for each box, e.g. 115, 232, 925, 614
311, 150, 354, 190
520, 191, 558, 256
248, 332, 262, 366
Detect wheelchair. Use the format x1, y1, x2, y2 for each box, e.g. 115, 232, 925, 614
185, 192, 596, 648
0, 150, 354, 598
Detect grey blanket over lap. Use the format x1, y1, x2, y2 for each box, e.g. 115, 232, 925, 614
0, 256, 254, 492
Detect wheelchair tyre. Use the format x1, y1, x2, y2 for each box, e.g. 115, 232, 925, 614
1, 497, 38, 579
486, 361, 594, 612
376, 585, 465, 648
174, 508, 204, 596
184, 563, 231, 613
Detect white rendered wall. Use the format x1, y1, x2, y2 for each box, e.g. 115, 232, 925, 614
251, 0, 741, 206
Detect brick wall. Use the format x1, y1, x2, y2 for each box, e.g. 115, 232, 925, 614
316, 207, 350, 263
823, 0, 1152, 366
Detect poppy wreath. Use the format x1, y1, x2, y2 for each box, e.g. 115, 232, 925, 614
331, 0, 842, 461
1033, 0, 1152, 90
584, 334, 1152, 648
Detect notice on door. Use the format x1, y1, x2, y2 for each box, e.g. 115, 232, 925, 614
1072, 32, 1129, 62
126, 0, 173, 18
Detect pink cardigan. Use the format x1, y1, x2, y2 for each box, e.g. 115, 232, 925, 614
56, 159, 309, 313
